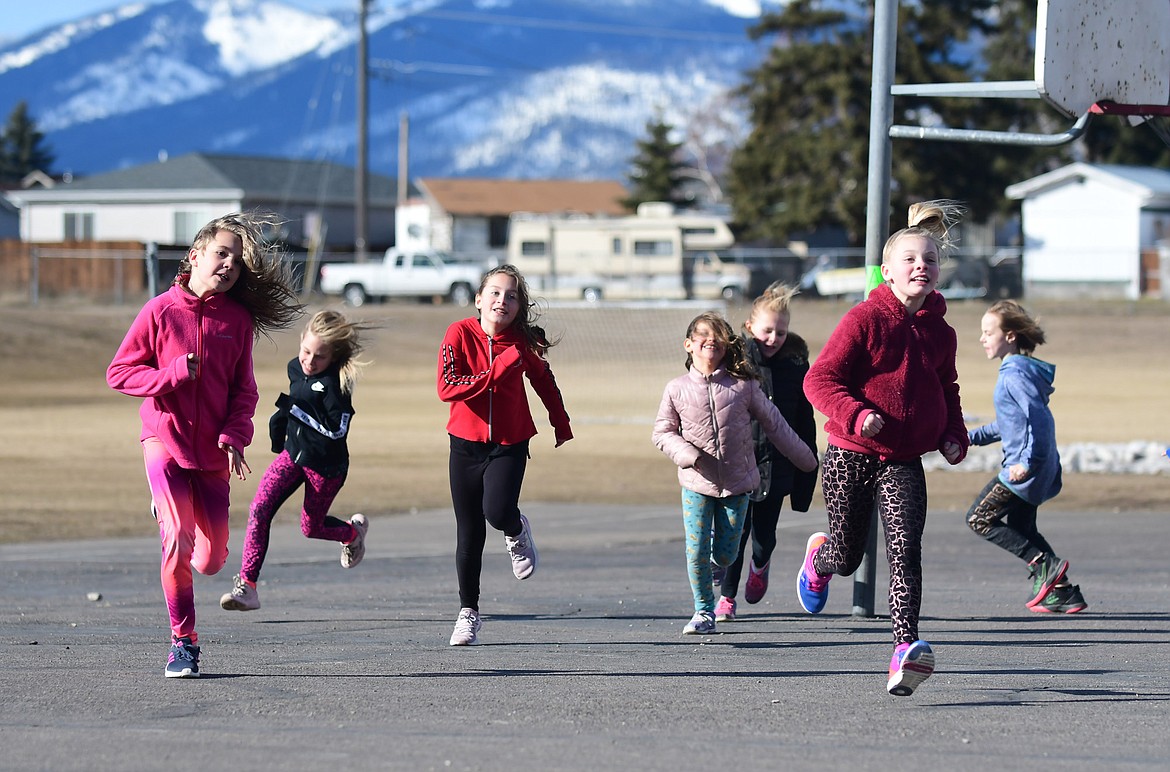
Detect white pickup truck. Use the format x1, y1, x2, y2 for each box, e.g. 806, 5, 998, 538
318, 248, 486, 307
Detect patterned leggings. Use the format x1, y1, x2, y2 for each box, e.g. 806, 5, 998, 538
239, 450, 351, 583
681, 489, 749, 614
814, 445, 928, 645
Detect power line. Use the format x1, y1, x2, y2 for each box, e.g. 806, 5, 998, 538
416, 8, 749, 44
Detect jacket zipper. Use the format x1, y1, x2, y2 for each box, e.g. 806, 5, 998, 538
195, 301, 205, 467
486, 332, 494, 442
706, 375, 722, 489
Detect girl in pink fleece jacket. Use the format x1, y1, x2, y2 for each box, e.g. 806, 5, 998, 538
653, 311, 818, 637
107, 211, 301, 678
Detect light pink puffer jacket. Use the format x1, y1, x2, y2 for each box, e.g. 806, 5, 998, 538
653, 366, 818, 498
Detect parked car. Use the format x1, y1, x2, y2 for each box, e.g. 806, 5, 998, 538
319, 248, 486, 307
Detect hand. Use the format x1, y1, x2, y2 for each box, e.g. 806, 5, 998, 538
221, 442, 251, 481
186, 353, 200, 381
554, 427, 573, 448
860, 412, 884, 438
1008, 463, 1029, 483
941, 441, 962, 464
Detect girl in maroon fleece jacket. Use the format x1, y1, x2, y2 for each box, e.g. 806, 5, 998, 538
107, 211, 301, 678
797, 201, 969, 698
437, 264, 572, 646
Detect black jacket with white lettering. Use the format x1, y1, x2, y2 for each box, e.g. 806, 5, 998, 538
269, 358, 354, 477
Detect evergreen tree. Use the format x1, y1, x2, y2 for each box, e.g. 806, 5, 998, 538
1, 101, 55, 183
726, 0, 1076, 244
625, 116, 687, 210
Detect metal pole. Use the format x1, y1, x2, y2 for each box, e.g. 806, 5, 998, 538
355, 0, 370, 262
30, 246, 39, 306
146, 242, 158, 298
853, 0, 899, 619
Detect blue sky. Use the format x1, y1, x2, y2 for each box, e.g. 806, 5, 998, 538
5, 1, 347, 42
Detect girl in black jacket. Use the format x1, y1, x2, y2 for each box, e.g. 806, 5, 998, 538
221, 310, 370, 611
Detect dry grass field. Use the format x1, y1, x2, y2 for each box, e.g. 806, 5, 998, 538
1, 293, 1167, 544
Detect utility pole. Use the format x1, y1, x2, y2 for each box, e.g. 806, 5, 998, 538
355, 0, 371, 261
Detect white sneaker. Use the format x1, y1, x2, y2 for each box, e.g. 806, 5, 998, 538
219, 574, 260, 611
449, 607, 481, 646
504, 514, 538, 580
683, 611, 716, 635
341, 514, 368, 569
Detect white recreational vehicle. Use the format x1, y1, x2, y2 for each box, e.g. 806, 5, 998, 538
505, 202, 748, 302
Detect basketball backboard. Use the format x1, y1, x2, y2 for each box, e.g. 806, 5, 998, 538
1036, 0, 1170, 118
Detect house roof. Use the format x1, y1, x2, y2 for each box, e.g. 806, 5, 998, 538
17, 153, 396, 205
418, 178, 629, 217
1006, 162, 1170, 204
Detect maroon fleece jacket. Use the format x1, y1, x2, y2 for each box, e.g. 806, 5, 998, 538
803, 283, 968, 463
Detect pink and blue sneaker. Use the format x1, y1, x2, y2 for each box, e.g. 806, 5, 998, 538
796, 532, 831, 613
886, 640, 935, 696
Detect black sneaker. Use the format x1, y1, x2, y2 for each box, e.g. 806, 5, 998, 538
1031, 584, 1088, 614
1025, 554, 1069, 608
165, 637, 200, 678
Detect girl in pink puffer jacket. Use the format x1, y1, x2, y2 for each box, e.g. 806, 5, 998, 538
653, 311, 819, 636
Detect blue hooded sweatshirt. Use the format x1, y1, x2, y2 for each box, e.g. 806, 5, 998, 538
968, 354, 1062, 506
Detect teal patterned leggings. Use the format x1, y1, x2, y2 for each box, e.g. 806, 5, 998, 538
681, 489, 749, 614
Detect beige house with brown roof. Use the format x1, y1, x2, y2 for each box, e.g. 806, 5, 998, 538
397, 178, 629, 260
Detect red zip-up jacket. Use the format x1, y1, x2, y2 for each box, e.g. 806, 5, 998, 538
107, 283, 258, 471
437, 317, 572, 446
803, 282, 968, 463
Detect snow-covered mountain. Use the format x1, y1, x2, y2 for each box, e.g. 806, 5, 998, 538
0, 0, 777, 182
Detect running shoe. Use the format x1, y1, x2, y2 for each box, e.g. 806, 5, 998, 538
1031, 583, 1088, 614
504, 514, 538, 580
1025, 554, 1069, 608
219, 573, 260, 611
711, 561, 725, 587
796, 532, 831, 614
714, 596, 737, 622
341, 514, 369, 569
165, 636, 201, 679
450, 608, 482, 646
744, 559, 770, 604
683, 611, 717, 635
886, 640, 935, 697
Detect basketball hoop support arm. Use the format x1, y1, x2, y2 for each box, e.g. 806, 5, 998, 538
888, 81, 1094, 146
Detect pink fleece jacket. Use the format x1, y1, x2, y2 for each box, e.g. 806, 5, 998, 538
107, 284, 258, 471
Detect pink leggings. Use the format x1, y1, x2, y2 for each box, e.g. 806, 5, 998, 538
142, 437, 230, 643
238, 450, 350, 583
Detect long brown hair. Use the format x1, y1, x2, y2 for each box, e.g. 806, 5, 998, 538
178, 210, 303, 337
480, 264, 557, 356
684, 311, 758, 381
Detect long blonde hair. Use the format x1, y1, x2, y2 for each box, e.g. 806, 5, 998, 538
882, 199, 965, 263
744, 281, 798, 329
304, 309, 372, 394
177, 210, 303, 337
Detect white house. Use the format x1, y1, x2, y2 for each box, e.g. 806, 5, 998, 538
1006, 163, 1170, 300
4, 153, 397, 249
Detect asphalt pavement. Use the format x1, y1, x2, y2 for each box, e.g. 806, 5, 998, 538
2, 502, 1169, 771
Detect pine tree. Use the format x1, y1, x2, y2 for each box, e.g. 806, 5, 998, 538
1, 101, 55, 183
624, 116, 687, 210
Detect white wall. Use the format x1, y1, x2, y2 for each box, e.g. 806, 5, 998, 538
1021, 177, 1142, 298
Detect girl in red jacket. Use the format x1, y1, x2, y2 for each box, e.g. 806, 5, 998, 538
653, 311, 818, 636
437, 264, 573, 646
798, 201, 969, 697
107, 211, 301, 678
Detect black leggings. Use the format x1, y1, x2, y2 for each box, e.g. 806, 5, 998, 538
965, 477, 1056, 564
721, 481, 786, 597
448, 435, 529, 610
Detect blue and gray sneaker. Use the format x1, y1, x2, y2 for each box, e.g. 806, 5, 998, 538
165, 636, 200, 678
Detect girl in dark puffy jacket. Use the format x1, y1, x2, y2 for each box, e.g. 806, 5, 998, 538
220, 309, 371, 614
653, 311, 818, 637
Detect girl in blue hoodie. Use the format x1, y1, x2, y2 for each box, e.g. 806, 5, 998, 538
966, 300, 1086, 614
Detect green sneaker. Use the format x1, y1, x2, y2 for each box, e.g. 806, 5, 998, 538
1031, 584, 1088, 614
1025, 554, 1068, 608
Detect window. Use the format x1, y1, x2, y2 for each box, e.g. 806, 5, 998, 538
611, 237, 622, 255
174, 212, 204, 245
63, 212, 94, 241
489, 216, 509, 248
633, 240, 674, 256
521, 241, 547, 256
682, 227, 717, 238
412, 254, 436, 269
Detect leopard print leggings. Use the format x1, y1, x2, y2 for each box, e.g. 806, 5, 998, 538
813, 445, 928, 645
